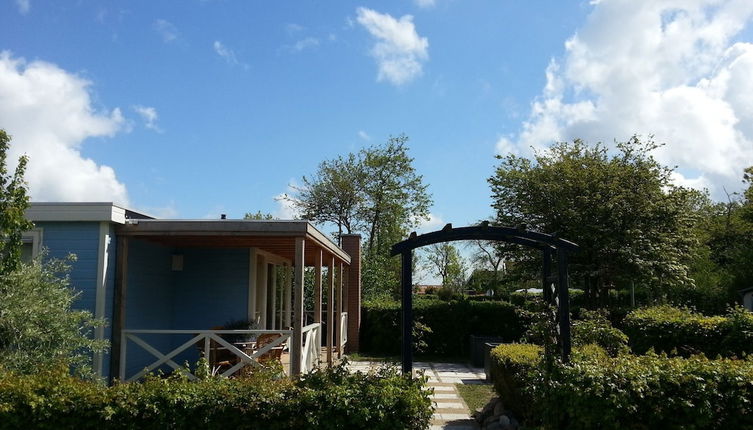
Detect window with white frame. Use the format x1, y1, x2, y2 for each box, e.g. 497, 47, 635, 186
21, 229, 42, 263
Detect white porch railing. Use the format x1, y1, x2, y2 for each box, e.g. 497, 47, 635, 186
300, 323, 321, 373
340, 312, 348, 350
120, 329, 293, 382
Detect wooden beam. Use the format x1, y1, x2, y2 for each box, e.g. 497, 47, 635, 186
327, 257, 335, 366
248, 248, 257, 324
401, 250, 413, 375
269, 263, 277, 329
284, 263, 292, 328
110, 236, 128, 382
336, 262, 343, 358
557, 249, 571, 363
291, 237, 305, 375
314, 250, 322, 365
257, 255, 267, 329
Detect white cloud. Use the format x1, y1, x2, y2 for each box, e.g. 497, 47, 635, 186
414, 0, 436, 8
15, 0, 29, 15
213, 40, 239, 65
0, 51, 129, 204
274, 181, 302, 220
504, 0, 753, 197
417, 213, 445, 233
495, 136, 518, 156
153, 19, 179, 43
357, 130, 371, 140
132, 105, 162, 132
356, 7, 429, 86
291, 37, 320, 52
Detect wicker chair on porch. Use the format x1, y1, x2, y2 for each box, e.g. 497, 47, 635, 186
254, 333, 284, 364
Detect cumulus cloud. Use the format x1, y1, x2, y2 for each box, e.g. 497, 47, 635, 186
153, 19, 179, 43
505, 0, 753, 196
0, 52, 129, 204
15, 0, 30, 15
132, 105, 162, 132
356, 7, 429, 86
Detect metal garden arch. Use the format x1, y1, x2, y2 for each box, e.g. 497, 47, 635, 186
390, 221, 579, 374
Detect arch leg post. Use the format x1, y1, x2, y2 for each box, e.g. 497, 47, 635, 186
401, 250, 413, 375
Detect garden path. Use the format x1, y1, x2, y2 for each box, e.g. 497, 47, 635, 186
348, 361, 486, 429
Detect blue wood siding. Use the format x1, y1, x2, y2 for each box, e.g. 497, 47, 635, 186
124, 240, 250, 376
35, 222, 101, 315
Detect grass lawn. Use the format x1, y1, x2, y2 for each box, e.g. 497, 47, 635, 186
455, 383, 495, 413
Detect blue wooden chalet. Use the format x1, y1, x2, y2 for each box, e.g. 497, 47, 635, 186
24, 202, 362, 382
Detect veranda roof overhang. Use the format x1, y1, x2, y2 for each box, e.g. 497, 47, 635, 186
116, 219, 351, 266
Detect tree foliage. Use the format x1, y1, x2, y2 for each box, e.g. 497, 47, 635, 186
489, 137, 699, 305
0, 130, 33, 276
0, 254, 107, 377
424, 243, 467, 292
285, 135, 431, 298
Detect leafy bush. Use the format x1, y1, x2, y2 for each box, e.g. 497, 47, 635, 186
0, 254, 107, 378
360, 297, 524, 357
0, 362, 433, 430
623, 305, 753, 357
545, 353, 753, 429
572, 310, 629, 356
509, 288, 586, 311
488, 343, 542, 422
489, 344, 753, 429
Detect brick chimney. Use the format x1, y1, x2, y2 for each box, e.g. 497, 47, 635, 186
340, 234, 361, 352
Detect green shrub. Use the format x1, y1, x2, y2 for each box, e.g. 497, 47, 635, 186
488, 344, 753, 429
572, 310, 629, 356
0, 255, 107, 378
623, 305, 753, 357
360, 297, 524, 357
545, 353, 753, 429
0, 362, 433, 430
509, 288, 585, 310
488, 343, 542, 422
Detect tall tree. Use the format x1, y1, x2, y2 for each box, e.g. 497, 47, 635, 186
284, 135, 432, 299
489, 137, 698, 305
359, 135, 431, 257
284, 153, 365, 240
425, 243, 467, 292
0, 130, 33, 276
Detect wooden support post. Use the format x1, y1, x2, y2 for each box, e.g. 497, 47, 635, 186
269, 264, 277, 330
401, 250, 413, 375
327, 256, 335, 366
314, 250, 322, 362
291, 238, 305, 376
557, 249, 571, 363
258, 255, 268, 329
542, 247, 552, 304
110, 236, 128, 382
248, 248, 257, 324
284, 264, 292, 328
336, 262, 344, 358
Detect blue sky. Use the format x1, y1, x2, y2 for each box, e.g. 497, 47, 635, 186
2, 0, 753, 236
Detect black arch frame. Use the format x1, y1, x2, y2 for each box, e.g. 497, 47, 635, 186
390, 222, 579, 374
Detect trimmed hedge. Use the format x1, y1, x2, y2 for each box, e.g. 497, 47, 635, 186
488, 343, 542, 422
489, 343, 753, 429
360, 297, 525, 357
623, 305, 753, 357
0, 363, 433, 430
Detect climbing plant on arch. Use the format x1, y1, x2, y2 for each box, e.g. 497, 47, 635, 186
390, 222, 579, 374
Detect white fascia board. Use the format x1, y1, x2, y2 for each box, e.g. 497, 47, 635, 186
26, 202, 129, 224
